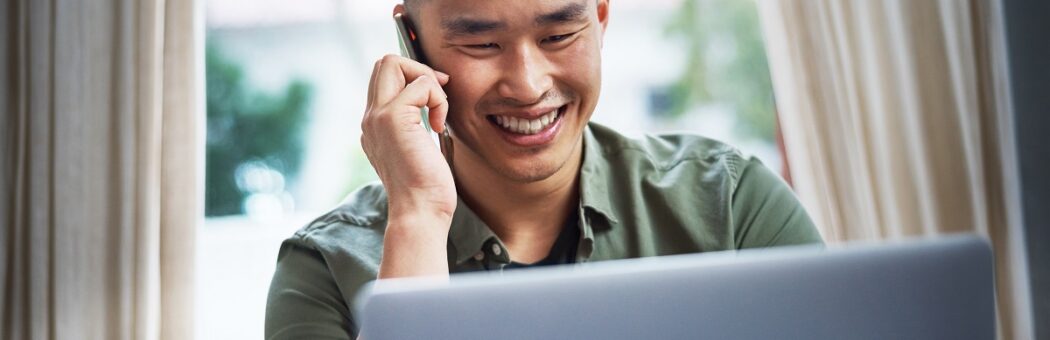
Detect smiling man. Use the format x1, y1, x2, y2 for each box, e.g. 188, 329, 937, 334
265, 0, 823, 338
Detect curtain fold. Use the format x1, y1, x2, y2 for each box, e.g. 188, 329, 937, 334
758, 0, 1032, 339
1, 0, 201, 339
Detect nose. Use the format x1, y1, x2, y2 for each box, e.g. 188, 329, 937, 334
496, 44, 554, 105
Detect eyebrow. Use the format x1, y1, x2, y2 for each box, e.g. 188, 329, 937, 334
535, 2, 588, 26
441, 1, 590, 38
441, 18, 506, 37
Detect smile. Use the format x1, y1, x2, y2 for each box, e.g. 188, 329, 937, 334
489, 107, 563, 135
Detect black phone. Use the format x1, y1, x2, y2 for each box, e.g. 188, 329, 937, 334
394, 13, 427, 65
393, 13, 454, 168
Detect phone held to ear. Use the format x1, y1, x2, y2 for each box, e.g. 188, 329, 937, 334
394, 13, 454, 169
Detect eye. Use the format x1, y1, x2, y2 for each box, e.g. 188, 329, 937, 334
543, 32, 576, 43
466, 42, 499, 50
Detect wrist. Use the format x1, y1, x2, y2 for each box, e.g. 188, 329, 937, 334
386, 209, 454, 235
387, 194, 456, 229
378, 211, 453, 279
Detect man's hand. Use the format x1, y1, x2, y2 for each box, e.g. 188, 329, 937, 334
361, 54, 454, 279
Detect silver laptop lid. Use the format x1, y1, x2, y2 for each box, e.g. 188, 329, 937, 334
357, 235, 995, 340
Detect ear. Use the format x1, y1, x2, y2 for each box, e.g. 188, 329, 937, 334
596, 0, 610, 46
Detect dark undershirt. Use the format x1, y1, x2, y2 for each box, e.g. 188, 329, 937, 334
503, 212, 580, 269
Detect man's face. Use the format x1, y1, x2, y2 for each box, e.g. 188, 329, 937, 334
409, 0, 609, 183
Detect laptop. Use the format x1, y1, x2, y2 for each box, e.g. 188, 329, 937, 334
355, 235, 995, 339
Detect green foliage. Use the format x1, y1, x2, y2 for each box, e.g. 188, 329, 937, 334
205, 43, 313, 216
338, 146, 380, 204
664, 0, 776, 141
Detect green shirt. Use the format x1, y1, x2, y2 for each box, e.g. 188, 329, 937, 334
265, 122, 823, 339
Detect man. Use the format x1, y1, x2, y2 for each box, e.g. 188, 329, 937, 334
265, 0, 823, 338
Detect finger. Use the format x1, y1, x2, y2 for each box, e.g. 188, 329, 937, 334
435, 70, 450, 85
391, 75, 449, 132
373, 54, 448, 105
427, 83, 450, 133
366, 58, 383, 114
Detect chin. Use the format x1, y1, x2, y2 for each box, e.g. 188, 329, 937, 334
508, 166, 560, 183
492, 136, 584, 183
491, 156, 563, 183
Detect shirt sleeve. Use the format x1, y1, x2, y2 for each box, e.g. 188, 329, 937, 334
265, 241, 356, 340
730, 157, 824, 248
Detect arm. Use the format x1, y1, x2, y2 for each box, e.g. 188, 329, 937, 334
730, 157, 824, 248
360, 54, 455, 279
266, 243, 355, 339
267, 52, 454, 340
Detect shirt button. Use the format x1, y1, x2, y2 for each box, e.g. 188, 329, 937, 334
473, 251, 485, 261
491, 243, 502, 256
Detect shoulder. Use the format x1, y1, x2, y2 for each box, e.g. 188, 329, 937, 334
273, 182, 390, 306
586, 122, 751, 185
583, 122, 802, 253
267, 182, 390, 338
285, 181, 389, 255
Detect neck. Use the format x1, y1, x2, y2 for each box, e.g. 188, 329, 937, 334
454, 139, 583, 262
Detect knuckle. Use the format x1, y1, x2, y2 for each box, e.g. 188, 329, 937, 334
375, 108, 398, 125
381, 54, 402, 64
360, 135, 371, 150
362, 109, 386, 129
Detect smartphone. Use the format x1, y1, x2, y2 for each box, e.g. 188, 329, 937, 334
394, 13, 454, 166
394, 13, 427, 65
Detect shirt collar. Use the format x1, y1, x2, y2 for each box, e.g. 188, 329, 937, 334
446, 123, 619, 265
448, 196, 499, 265
579, 122, 620, 227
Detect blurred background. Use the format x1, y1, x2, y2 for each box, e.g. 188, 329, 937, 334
3, 0, 1046, 339
200, 0, 784, 338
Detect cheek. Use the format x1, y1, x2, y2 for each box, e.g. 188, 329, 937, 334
423, 45, 494, 116
438, 61, 493, 115
553, 39, 602, 98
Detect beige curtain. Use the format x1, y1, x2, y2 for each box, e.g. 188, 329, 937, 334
758, 0, 1033, 339
1, 0, 201, 339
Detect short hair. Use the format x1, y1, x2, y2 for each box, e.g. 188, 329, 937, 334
403, 0, 423, 17
404, 0, 599, 18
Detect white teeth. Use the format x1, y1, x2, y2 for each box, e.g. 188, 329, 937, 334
494, 109, 560, 135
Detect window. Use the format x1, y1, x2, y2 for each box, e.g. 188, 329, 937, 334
200, 0, 780, 338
